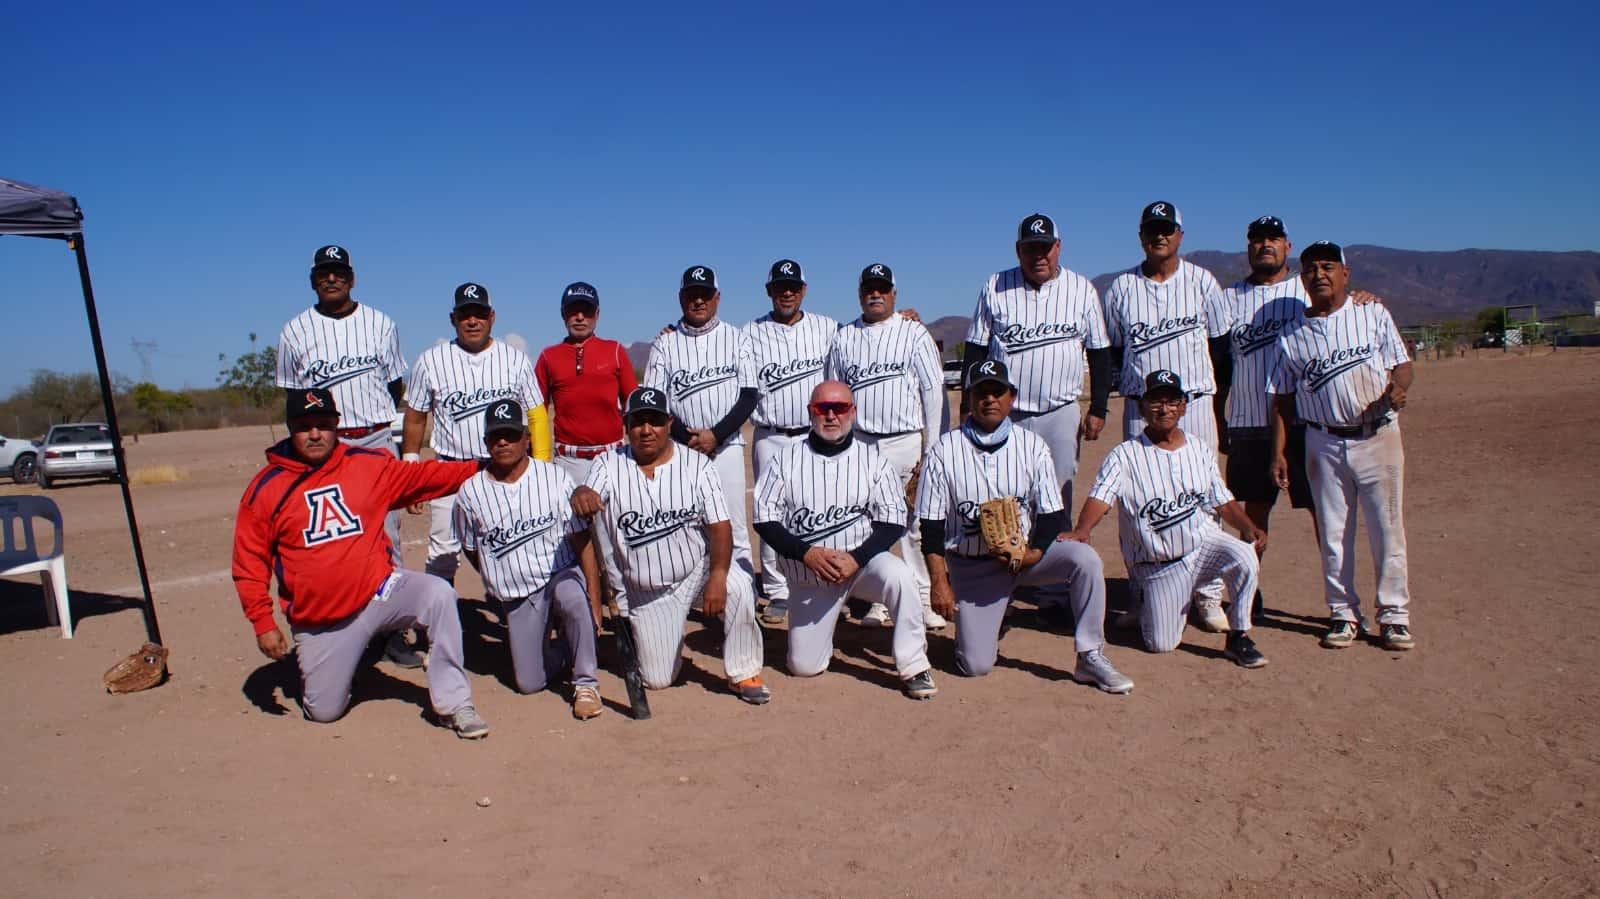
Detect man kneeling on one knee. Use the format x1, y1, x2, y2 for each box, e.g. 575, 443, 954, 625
1068, 370, 1268, 668
918, 361, 1133, 693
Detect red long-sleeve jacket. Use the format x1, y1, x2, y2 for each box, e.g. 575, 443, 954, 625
231, 439, 479, 635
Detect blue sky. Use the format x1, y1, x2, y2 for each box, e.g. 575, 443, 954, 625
3, 1, 1593, 392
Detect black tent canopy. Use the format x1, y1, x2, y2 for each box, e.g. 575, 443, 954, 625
1, 177, 162, 645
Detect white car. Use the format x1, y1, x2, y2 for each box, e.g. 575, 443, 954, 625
38, 422, 117, 489
0, 434, 42, 484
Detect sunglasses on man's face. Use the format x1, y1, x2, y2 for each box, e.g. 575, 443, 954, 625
809, 401, 854, 417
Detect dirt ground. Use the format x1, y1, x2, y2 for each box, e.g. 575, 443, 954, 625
1, 348, 1597, 898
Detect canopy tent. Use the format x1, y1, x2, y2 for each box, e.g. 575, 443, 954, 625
1, 177, 163, 646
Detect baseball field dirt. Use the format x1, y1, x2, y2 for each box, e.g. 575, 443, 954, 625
1, 348, 1596, 897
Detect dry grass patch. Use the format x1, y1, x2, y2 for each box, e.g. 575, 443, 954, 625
130, 465, 187, 486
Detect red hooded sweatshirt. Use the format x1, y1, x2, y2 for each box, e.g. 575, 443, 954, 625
232, 439, 479, 635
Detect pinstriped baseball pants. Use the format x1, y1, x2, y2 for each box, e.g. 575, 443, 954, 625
624, 560, 762, 687
1129, 529, 1258, 653
785, 552, 930, 681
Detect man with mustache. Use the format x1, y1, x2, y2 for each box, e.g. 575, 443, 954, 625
752, 380, 935, 700
918, 361, 1130, 692
570, 387, 770, 703
452, 400, 603, 720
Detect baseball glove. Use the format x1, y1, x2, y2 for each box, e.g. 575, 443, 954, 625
102, 642, 168, 694
979, 496, 1028, 573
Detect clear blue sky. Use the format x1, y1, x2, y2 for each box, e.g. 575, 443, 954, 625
4, 1, 1593, 392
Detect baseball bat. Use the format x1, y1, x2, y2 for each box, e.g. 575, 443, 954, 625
612, 613, 651, 720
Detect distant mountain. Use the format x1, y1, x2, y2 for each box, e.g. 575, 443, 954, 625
624, 247, 1600, 367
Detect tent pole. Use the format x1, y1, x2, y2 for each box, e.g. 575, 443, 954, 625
69, 232, 163, 645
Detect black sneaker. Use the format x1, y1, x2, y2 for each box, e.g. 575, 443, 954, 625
902, 670, 938, 700
1321, 620, 1358, 649
1380, 624, 1415, 651
1224, 632, 1268, 669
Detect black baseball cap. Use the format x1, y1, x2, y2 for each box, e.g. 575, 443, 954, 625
1139, 202, 1184, 230
1247, 215, 1287, 239
965, 359, 1016, 391
484, 399, 527, 437
859, 263, 895, 289
1301, 241, 1347, 265
1017, 213, 1060, 245
311, 245, 353, 271
1143, 370, 1186, 398
453, 282, 491, 310
561, 281, 600, 308
285, 387, 340, 421
766, 259, 806, 286
680, 265, 719, 292
623, 387, 670, 420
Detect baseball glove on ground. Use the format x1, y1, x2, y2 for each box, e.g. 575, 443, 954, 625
979, 496, 1028, 573
102, 643, 168, 694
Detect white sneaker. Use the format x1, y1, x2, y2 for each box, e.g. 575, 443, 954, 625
922, 608, 949, 630
862, 603, 892, 627
1194, 602, 1229, 634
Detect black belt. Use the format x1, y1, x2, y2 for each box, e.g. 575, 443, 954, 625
436, 453, 477, 463
1009, 402, 1072, 421
760, 425, 809, 436
1307, 419, 1390, 439
860, 429, 917, 438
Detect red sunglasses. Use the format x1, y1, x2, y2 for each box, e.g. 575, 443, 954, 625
808, 401, 854, 416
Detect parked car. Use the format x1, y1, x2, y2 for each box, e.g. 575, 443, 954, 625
0, 434, 42, 484
942, 358, 965, 389
37, 422, 117, 489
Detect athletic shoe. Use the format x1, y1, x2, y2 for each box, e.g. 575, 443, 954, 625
923, 608, 949, 630
571, 685, 603, 720
1193, 601, 1229, 634
731, 676, 772, 705
1073, 649, 1134, 694
1380, 624, 1415, 651
384, 631, 425, 669
863, 603, 892, 628
760, 598, 788, 625
902, 670, 938, 700
1224, 632, 1268, 669
447, 704, 490, 739
1321, 620, 1359, 649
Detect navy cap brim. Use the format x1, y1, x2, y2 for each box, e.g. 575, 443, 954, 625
1017, 234, 1059, 245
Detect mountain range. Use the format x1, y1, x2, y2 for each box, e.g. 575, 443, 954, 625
625, 246, 1600, 368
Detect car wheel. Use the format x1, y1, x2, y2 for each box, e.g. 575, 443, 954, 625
12, 454, 36, 484
36, 468, 52, 489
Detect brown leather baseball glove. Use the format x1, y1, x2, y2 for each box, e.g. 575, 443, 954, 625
904, 463, 921, 512
103, 642, 168, 694
979, 496, 1028, 573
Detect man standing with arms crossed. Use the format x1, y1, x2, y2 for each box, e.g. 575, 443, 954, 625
743, 259, 839, 624
276, 245, 416, 664
1267, 242, 1416, 652
828, 263, 948, 630
753, 380, 935, 699
643, 266, 760, 572
534, 281, 637, 610
401, 282, 548, 588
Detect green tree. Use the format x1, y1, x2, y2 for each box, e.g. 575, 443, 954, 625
28, 370, 106, 424
218, 333, 279, 408
1473, 306, 1506, 337
129, 382, 193, 433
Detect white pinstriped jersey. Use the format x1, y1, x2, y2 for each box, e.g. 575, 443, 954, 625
452, 462, 583, 598
1215, 277, 1309, 429
752, 438, 905, 587
826, 313, 942, 436
405, 340, 544, 460
276, 304, 407, 427
1088, 434, 1233, 564
1265, 299, 1410, 428
916, 427, 1063, 556
744, 311, 839, 429
643, 320, 757, 446
1102, 260, 1226, 397
964, 267, 1109, 414
584, 445, 731, 594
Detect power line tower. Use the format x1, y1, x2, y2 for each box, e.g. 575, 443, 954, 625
131, 339, 159, 383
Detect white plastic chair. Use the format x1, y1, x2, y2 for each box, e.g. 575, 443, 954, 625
0, 496, 71, 638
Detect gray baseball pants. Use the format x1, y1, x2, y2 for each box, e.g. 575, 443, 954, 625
291, 569, 471, 723
498, 567, 598, 694
945, 539, 1107, 677
786, 552, 929, 679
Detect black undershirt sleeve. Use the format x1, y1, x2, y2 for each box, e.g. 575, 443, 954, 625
752, 521, 810, 561
710, 388, 760, 444
1209, 336, 1234, 408
1029, 509, 1065, 551
920, 518, 947, 557
848, 521, 905, 568
670, 420, 694, 444
387, 378, 405, 408
1086, 347, 1112, 418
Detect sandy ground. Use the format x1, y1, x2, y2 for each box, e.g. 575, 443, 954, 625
1, 348, 1597, 898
